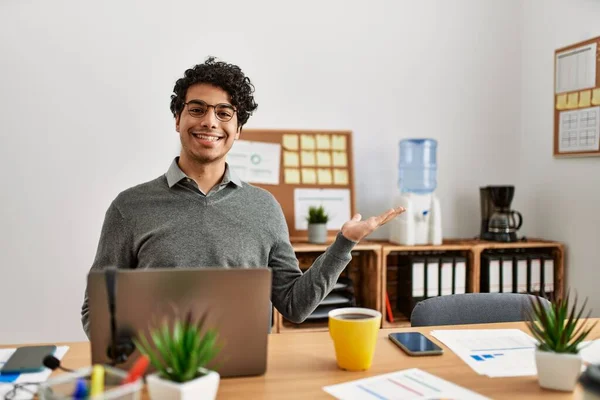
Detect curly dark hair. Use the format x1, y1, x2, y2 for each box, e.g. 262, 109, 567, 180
170, 56, 258, 127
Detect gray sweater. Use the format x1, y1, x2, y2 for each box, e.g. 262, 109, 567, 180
81, 158, 357, 335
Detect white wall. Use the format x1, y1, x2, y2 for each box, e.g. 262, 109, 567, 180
520, 0, 600, 314
0, 0, 523, 343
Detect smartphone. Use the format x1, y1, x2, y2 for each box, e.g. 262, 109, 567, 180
389, 332, 443, 356
0, 345, 57, 374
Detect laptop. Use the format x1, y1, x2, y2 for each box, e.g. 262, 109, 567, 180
87, 268, 272, 378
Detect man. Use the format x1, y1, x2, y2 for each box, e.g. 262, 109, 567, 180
80, 56, 405, 336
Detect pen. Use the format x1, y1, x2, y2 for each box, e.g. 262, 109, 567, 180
122, 354, 150, 384
71, 378, 88, 399
90, 364, 105, 396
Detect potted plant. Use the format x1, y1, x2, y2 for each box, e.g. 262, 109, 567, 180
306, 205, 329, 243
133, 311, 222, 400
526, 292, 598, 392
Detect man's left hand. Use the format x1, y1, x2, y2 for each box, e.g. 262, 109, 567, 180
341, 206, 406, 242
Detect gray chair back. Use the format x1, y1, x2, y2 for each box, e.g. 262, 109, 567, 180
410, 293, 551, 327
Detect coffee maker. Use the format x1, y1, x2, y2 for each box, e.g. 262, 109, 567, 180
479, 186, 523, 242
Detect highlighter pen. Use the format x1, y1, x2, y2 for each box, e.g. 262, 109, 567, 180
90, 364, 105, 396
122, 354, 150, 384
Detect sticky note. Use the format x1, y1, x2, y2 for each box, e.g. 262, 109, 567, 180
333, 169, 348, 185
332, 135, 346, 150
317, 169, 332, 184
566, 93, 579, 109
284, 168, 300, 184
316, 151, 331, 166
301, 135, 315, 149
332, 151, 347, 167
579, 90, 592, 107
301, 151, 315, 166
282, 134, 299, 150
301, 168, 316, 184
316, 134, 331, 149
592, 88, 600, 106
556, 94, 567, 110
284, 151, 299, 167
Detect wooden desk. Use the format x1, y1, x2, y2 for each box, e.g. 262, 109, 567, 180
4, 321, 598, 399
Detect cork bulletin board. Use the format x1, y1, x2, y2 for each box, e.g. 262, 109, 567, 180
554, 35, 600, 157
227, 129, 356, 241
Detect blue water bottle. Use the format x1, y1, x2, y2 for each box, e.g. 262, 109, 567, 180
398, 139, 438, 194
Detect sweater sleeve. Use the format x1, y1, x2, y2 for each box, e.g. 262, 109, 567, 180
81, 201, 135, 338
268, 204, 357, 324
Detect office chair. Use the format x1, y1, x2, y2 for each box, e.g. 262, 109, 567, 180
410, 293, 551, 327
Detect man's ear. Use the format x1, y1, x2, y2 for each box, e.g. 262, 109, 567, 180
235, 125, 242, 140
175, 114, 181, 132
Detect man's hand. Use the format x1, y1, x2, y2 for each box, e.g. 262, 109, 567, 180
341, 206, 406, 242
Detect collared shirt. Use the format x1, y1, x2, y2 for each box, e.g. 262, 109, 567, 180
165, 157, 243, 196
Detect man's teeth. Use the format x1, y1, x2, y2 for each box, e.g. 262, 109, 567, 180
193, 134, 220, 141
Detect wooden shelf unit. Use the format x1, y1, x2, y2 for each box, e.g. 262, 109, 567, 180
274, 241, 382, 334
271, 238, 564, 333
379, 239, 565, 329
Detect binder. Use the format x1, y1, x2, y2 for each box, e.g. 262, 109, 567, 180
528, 254, 542, 294
396, 256, 426, 316
426, 257, 440, 297
541, 254, 555, 297
515, 254, 529, 293
454, 256, 467, 294
501, 255, 514, 293
440, 257, 454, 296
480, 254, 501, 293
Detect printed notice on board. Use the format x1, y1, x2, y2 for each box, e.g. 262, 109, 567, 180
294, 188, 351, 230
227, 140, 281, 185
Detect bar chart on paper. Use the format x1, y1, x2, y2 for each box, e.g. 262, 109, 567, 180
323, 368, 489, 400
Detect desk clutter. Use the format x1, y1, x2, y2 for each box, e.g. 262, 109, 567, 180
303, 277, 357, 321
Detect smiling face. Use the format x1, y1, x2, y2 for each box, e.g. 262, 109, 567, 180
175, 83, 241, 167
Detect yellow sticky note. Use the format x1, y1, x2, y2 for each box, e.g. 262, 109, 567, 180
592, 88, 600, 106
332, 151, 347, 167
282, 134, 299, 150
333, 169, 348, 185
566, 93, 579, 109
301, 168, 316, 184
316, 151, 331, 166
284, 168, 300, 184
579, 90, 592, 107
284, 151, 299, 167
316, 134, 331, 149
556, 94, 567, 110
332, 135, 346, 150
301, 151, 315, 166
301, 135, 315, 149
317, 169, 332, 184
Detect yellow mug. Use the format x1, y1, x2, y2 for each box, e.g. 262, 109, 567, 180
328, 307, 382, 371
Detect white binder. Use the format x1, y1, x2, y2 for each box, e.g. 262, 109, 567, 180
516, 256, 528, 293
454, 257, 466, 294
501, 257, 514, 293
427, 258, 440, 297
412, 259, 425, 298
543, 256, 554, 295
440, 258, 453, 296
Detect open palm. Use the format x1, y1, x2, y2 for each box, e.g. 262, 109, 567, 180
341, 206, 406, 242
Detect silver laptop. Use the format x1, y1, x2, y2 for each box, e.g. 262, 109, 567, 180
87, 268, 272, 378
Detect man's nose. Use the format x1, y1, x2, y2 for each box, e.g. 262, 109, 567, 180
199, 107, 219, 128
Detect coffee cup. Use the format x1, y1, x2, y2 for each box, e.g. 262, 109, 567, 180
328, 307, 381, 371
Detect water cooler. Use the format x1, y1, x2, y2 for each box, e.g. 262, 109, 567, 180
389, 139, 442, 246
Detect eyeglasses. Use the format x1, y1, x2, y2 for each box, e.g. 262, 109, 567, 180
183, 100, 237, 122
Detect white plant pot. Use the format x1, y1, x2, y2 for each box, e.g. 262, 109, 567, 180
535, 348, 582, 392
146, 368, 220, 400
308, 223, 327, 243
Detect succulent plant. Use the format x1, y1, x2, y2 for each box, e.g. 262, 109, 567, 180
307, 205, 329, 224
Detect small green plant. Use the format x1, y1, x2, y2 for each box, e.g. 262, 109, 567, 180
306, 205, 329, 224
133, 310, 221, 383
525, 291, 597, 354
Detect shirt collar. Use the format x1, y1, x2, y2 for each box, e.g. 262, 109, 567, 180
165, 157, 243, 188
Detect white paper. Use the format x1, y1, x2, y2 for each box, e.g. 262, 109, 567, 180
558, 107, 600, 153
227, 140, 281, 185
430, 329, 537, 378
323, 368, 489, 400
556, 43, 597, 93
294, 188, 351, 230
0, 346, 69, 400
